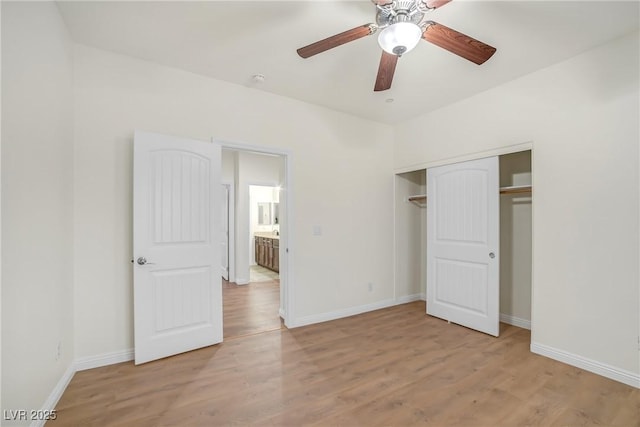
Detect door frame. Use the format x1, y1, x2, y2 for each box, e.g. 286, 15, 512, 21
214, 138, 294, 328
393, 141, 533, 336
221, 181, 235, 283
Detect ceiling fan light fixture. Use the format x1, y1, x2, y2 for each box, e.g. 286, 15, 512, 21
377, 22, 422, 56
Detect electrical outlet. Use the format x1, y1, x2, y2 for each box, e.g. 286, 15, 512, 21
56, 342, 61, 361
367, 282, 373, 292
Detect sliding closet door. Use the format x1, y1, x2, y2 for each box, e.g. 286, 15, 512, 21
426, 156, 500, 336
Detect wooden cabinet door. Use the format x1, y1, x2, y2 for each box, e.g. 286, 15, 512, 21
267, 245, 274, 270
273, 244, 279, 273
254, 236, 280, 272
257, 239, 266, 267
254, 238, 259, 267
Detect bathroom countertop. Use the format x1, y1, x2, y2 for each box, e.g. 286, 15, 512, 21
254, 232, 280, 240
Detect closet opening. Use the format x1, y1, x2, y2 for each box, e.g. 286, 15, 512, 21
394, 149, 532, 334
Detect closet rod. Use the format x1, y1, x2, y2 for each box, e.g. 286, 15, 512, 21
499, 185, 532, 195
407, 185, 532, 206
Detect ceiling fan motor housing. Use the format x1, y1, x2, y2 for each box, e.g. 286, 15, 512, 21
376, 1, 429, 56
375, 0, 429, 29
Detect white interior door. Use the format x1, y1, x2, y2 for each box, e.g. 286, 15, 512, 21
133, 130, 222, 364
221, 184, 229, 280
426, 156, 500, 336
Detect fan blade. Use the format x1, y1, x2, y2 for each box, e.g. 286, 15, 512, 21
425, 0, 452, 9
374, 51, 398, 92
422, 22, 496, 65
297, 25, 374, 58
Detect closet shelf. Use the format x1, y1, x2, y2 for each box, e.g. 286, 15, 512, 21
408, 184, 532, 207
408, 195, 427, 207
408, 195, 426, 202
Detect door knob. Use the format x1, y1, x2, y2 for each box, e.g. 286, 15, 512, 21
136, 257, 155, 265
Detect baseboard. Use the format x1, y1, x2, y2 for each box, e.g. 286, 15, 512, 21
292, 293, 433, 328
531, 342, 640, 389
292, 298, 398, 328
395, 293, 424, 304
75, 348, 134, 371
30, 362, 75, 427
500, 313, 531, 330
235, 278, 249, 285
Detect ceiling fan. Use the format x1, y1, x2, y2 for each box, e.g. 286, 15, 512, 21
296, 0, 496, 92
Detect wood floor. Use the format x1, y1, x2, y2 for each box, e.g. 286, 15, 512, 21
223, 277, 282, 338
53, 301, 639, 426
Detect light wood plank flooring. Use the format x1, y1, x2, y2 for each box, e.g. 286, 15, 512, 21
223, 277, 282, 338
53, 302, 639, 426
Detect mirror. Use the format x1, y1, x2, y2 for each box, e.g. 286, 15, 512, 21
273, 202, 279, 224
257, 202, 271, 225
257, 202, 280, 225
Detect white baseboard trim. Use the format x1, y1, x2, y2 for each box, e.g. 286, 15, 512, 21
75, 348, 134, 372
34, 349, 135, 426
31, 362, 75, 427
292, 294, 433, 328
500, 313, 531, 330
395, 293, 424, 304
531, 342, 640, 389
292, 298, 398, 328
235, 278, 249, 285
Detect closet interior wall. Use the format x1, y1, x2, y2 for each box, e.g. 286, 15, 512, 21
499, 151, 532, 327
394, 150, 532, 328
394, 170, 426, 300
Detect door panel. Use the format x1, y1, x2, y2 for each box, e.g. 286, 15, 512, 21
151, 266, 212, 332
134, 131, 222, 364
152, 150, 210, 243
426, 156, 499, 336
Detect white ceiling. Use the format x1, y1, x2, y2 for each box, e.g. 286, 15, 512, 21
57, 1, 639, 124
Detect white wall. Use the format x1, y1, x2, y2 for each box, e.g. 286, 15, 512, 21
394, 32, 639, 376
221, 149, 236, 184
73, 45, 394, 358
1, 2, 75, 421
500, 151, 532, 324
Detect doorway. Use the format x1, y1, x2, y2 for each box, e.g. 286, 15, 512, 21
220, 147, 289, 339
133, 132, 292, 363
